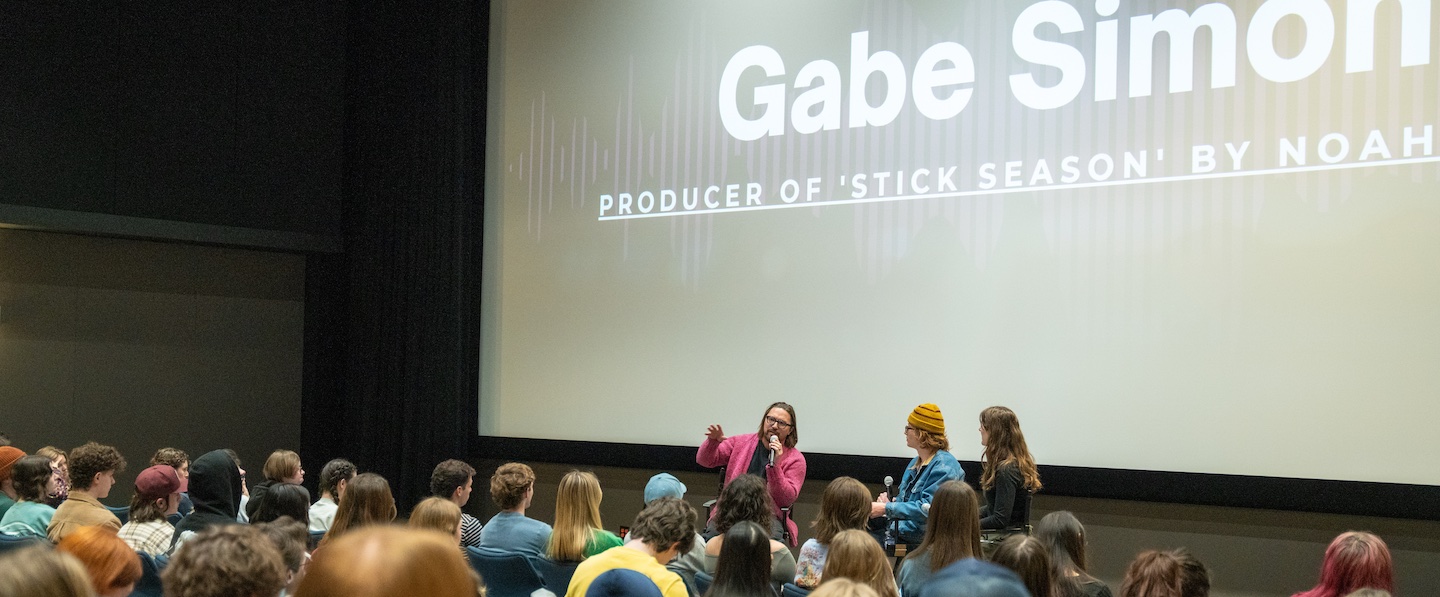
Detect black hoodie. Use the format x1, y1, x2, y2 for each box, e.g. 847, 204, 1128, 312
170, 449, 242, 548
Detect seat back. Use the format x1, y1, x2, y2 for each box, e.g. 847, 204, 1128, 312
782, 583, 812, 597
693, 570, 714, 596
128, 552, 168, 597
0, 532, 45, 555
533, 557, 580, 594
107, 505, 130, 525
308, 530, 326, 550
465, 547, 546, 597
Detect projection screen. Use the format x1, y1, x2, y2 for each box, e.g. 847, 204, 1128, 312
480, 0, 1440, 487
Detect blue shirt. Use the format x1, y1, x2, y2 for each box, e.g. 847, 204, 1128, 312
479, 511, 552, 563
885, 450, 964, 543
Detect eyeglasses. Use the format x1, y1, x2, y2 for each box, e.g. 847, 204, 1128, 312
765, 416, 792, 428
904, 425, 917, 432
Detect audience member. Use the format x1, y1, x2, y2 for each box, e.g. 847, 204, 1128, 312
409, 496, 464, 545
704, 474, 797, 587
162, 524, 288, 597
150, 447, 193, 517
171, 449, 245, 551
1342, 591, 1390, 597
567, 497, 698, 597
978, 406, 1041, 538
297, 526, 482, 597
222, 449, 251, 523
1035, 511, 1113, 597
704, 520, 773, 597
479, 462, 552, 563
822, 530, 899, 597
1119, 549, 1209, 597
317, 472, 396, 550
48, 441, 126, 541
430, 458, 484, 548
644, 473, 707, 587
55, 526, 142, 597
246, 450, 304, 520
587, 569, 665, 597
250, 483, 311, 526
921, 559, 1031, 597
0, 446, 25, 518
0, 455, 61, 537
0, 546, 97, 597
551, 470, 624, 561
1292, 532, 1393, 597
37, 446, 71, 506
309, 458, 356, 532
811, 578, 880, 597
118, 464, 183, 555
0, 432, 8, 447
256, 516, 310, 597
991, 535, 1054, 597
872, 404, 963, 547
696, 402, 807, 546
797, 476, 872, 588
897, 480, 982, 597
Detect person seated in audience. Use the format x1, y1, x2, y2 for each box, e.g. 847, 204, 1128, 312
0, 446, 25, 519
222, 449, 252, 522
296, 526, 482, 597
429, 458, 484, 548
316, 472, 396, 551
118, 464, 183, 555
0, 432, 9, 446
250, 483, 312, 527
309, 458, 356, 532
409, 496, 464, 545
812, 578, 881, 597
0, 455, 62, 537
171, 449, 245, 552
0, 546, 97, 597
550, 470, 623, 562
703, 474, 796, 587
163, 524, 289, 597
55, 526, 143, 597
696, 402, 807, 545
991, 535, 1054, 597
897, 480, 982, 597
246, 449, 304, 520
36, 446, 71, 506
567, 497, 698, 597
1342, 590, 1390, 597
704, 520, 774, 597
645, 472, 707, 587
1119, 549, 1209, 597
256, 516, 310, 597
1292, 531, 1394, 597
479, 462, 552, 563
797, 477, 872, 589
977, 406, 1041, 540
1034, 511, 1113, 597
150, 447, 194, 517
587, 569, 666, 597
821, 530, 899, 597
48, 441, 127, 541
921, 559, 1032, 597
872, 404, 963, 548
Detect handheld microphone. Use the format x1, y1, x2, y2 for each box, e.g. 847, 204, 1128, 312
768, 435, 779, 466
883, 475, 894, 500
922, 503, 931, 515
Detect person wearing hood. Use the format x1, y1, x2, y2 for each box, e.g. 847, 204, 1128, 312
170, 449, 244, 552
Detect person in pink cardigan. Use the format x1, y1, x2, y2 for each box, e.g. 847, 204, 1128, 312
696, 402, 807, 546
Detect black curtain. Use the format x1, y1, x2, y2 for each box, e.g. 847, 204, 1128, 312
302, 0, 486, 512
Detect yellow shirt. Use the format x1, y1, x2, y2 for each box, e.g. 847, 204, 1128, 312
566, 544, 687, 597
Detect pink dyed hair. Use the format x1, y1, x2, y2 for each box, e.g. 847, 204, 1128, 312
1295, 531, 1394, 597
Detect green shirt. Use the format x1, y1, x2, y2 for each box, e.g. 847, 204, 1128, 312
584, 529, 624, 558
0, 493, 14, 520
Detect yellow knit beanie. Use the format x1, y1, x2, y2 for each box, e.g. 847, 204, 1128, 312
908, 403, 945, 435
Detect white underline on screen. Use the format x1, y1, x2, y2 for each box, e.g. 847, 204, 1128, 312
595, 154, 1440, 222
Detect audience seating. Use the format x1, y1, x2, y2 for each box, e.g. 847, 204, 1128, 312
0, 533, 45, 554
533, 557, 580, 594
693, 570, 714, 595
782, 583, 811, 597
107, 505, 131, 525
308, 530, 326, 551
129, 552, 168, 597
465, 546, 546, 597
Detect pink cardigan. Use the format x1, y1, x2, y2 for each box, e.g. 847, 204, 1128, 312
696, 432, 807, 545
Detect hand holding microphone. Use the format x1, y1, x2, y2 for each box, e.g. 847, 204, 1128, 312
767, 434, 781, 466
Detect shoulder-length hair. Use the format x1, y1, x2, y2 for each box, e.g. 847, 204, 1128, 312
707, 521, 772, 597
812, 477, 871, 545
906, 480, 981, 572
714, 474, 776, 534
991, 535, 1054, 597
1034, 511, 1101, 596
262, 450, 302, 483
296, 527, 481, 597
1294, 532, 1394, 597
979, 406, 1042, 492
822, 530, 899, 597
409, 497, 463, 538
756, 402, 799, 449
11, 456, 54, 503
251, 483, 312, 526
549, 470, 607, 561
1120, 549, 1207, 597
321, 473, 396, 548
55, 526, 143, 597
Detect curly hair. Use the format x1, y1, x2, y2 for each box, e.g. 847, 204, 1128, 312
150, 447, 189, 469
631, 497, 697, 553
67, 442, 126, 491
489, 462, 535, 510
162, 525, 287, 597
714, 474, 775, 534
11, 456, 54, 502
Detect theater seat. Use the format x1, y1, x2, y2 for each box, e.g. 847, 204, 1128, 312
533, 557, 580, 593
465, 546, 546, 597
0, 532, 45, 555
128, 552, 168, 597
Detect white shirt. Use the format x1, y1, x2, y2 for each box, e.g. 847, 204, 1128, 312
309, 497, 338, 532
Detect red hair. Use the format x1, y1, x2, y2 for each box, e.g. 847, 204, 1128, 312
1292, 532, 1394, 597
55, 525, 142, 595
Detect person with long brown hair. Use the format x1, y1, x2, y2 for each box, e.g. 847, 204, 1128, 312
978, 406, 1041, 535
704, 521, 774, 597
55, 526, 143, 597
795, 477, 871, 588
896, 480, 981, 597
697, 402, 807, 545
549, 470, 623, 561
1034, 511, 1112, 597
1292, 532, 1394, 597
317, 472, 396, 550
703, 474, 797, 587
821, 530, 899, 597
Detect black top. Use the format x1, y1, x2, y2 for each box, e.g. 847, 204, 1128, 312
979, 461, 1031, 530
171, 450, 243, 547
746, 436, 770, 477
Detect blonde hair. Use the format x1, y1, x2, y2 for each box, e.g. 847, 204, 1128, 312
0, 547, 97, 597
810, 578, 880, 597
295, 526, 482, 597
263, 450, 302, 482
822, 530, 898, 597
409, 497, 463, 537
548, 470, 606, 561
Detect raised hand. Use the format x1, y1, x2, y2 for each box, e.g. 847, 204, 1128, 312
705, 424, 726, 443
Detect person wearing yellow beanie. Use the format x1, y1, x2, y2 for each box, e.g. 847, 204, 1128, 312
869, 404, 964, 546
